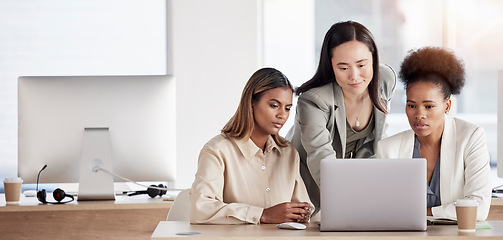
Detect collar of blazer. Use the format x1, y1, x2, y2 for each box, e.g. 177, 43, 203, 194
330, 81, 389, 157
330, 64, 397, 158
439, 114, 456, 200
399, 115, 456, 201
332, 82, 347, 156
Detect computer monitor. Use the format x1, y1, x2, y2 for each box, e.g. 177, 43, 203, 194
18, 75, 176, 199
498, 70, 503, 178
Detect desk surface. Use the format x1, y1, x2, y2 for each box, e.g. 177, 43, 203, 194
0, 193, 171, 211
0, 193, 172, 240
151, 221, 503, 239
2, 195, 503, 240
488, 198, 503, 220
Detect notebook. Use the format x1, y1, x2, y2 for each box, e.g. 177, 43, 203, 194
319, 158, 427, 231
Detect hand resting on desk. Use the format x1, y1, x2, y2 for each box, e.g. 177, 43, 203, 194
260, 202, 311, 224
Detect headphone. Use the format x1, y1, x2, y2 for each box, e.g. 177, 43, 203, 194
127, 184, 167, 198
37, 188, 75, 204
36, 165, 75, 204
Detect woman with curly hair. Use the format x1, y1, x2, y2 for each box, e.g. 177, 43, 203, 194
376, 47, 491, 220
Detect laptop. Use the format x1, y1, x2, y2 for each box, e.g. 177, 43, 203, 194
319, 158, 427, 231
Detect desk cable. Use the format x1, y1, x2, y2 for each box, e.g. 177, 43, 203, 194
492, 184, 503, 194
92, 166, 183, 191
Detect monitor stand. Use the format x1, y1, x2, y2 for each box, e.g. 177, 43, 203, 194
78, 127, 115, 200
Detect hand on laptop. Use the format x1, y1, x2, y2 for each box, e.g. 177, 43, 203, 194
260, 202, 312, 224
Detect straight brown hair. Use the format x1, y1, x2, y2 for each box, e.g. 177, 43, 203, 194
222, 68, 294, 147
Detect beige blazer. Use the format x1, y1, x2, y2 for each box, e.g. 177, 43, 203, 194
286, 64, 396, 210
376, 115, 491, 221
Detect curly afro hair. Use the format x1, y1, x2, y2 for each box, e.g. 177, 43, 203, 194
399, 47, 465, 99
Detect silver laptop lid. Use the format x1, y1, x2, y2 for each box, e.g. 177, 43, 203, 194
320, 158, 427, 231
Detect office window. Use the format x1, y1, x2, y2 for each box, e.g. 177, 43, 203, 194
265, 0, 502, 181
0, 0, 166, 179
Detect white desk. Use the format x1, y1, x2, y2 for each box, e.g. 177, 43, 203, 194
151, 221, 503, 239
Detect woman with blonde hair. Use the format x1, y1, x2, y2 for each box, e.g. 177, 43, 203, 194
190, 67, 313, 224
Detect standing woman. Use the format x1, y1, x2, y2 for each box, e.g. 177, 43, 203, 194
287, 21, 396, 211
376, 47, 491, 220
190, 68, 313, 224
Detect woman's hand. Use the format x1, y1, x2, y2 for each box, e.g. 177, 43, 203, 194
260, 202, 312, 224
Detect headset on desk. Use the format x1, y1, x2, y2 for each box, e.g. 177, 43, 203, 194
36, 165, 75, 204
127, 184, 167, 198
91, 165, 179, 198
33, 164, 176, 202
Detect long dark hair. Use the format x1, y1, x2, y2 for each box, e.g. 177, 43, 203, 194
296, 20, 386, 113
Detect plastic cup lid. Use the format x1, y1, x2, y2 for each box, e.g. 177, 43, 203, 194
455, 199, 479, 207
3, 177, 23, 183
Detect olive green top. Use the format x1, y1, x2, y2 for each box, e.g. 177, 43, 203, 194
345, 112, 375, 158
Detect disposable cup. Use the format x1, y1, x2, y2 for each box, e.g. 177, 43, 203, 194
3, 177, 23, 205
455, 199, 478, 232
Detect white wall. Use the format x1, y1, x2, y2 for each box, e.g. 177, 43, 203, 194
0, 0, 167, 179
0, 0, 262, 188
498, 71, 503, 178
262, 0, 316, 137
171, 0, 262, 188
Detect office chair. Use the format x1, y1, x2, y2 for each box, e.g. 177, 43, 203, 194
166, 189, 191, 221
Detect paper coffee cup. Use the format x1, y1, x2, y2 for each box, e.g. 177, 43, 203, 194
455, 199, 478, 232
3, 177, 23, 205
